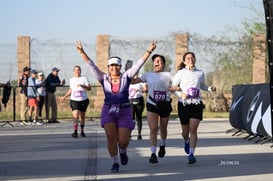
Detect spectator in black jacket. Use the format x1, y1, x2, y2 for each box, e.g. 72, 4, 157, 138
19, 66, 31, 123
45, 67, 65, 123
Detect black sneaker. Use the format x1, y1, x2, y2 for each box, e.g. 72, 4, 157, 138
71, 132, 78, 138
120, 151, 129, 165
149, 153, 158, 164
188, 154, 197, 164
111, 163, 119, 173
81, 132, 86, 137
158, 146, 166, 158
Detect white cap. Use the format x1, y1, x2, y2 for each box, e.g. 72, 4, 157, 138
108, 57, 122, 66
38, 72, 44, 76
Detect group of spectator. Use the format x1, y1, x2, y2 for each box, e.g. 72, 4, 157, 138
19, 66, 65, 125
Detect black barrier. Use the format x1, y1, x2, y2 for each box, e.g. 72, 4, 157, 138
264, 0, 273, 140
230, 83, 272, 138
229, 0, 273, 145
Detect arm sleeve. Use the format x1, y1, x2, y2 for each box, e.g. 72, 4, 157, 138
86, 59, 105, 81
126, 58, 145, 78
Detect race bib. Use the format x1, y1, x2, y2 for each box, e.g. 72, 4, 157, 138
73, 90, 83, 98
187, 87, 200, 98
153, 90, 166, 102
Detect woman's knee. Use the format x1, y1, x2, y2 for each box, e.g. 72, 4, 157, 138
118, 134, 129, 148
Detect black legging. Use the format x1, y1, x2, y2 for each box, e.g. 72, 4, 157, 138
38, 95, 45, 117
130, 97, 145, 135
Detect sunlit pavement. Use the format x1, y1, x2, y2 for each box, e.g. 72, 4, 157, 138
1, 118, 273, 181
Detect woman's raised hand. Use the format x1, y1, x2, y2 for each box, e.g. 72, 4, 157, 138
76, 41, 84, 54
149, 39, 157, 52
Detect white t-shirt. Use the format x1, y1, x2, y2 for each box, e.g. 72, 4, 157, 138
140, 72, 173, 105
128, 82, 145, 99
69, 76, 90, 101
36, 79, 46, 96
172, 67, 209, 102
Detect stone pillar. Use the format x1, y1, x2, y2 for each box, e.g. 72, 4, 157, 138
17, 36, 30, 83
93, 35, 110, 110
96, 34, 110, 72
175, 33, 188, 71
253, 34, 266, 84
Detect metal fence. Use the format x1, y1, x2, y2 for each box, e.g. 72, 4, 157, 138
0, 85, 103, 126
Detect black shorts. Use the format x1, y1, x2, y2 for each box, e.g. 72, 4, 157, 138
178, 102, 204, 125
146, 101, 172, 118
70, 99, 89, 112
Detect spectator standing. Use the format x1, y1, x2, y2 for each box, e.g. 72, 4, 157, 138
19, 66, 31, 123
27, 69, 42, 125
36, 72, 46, 122
45, 67, 65, 123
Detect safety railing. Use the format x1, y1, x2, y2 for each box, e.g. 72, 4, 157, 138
0, 85, 103, 126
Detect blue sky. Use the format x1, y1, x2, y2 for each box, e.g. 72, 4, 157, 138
0, 0, 263, 44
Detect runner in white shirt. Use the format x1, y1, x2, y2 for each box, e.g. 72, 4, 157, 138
138, 54, 173, 164
129, 73, 147, 140
172, 52, 216, 164
62, 65, 91, 138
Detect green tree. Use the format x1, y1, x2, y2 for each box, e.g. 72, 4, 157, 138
200, 4, 266, 93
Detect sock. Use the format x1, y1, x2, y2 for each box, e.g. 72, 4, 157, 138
119, 148, 126, 154
112, 155, 118, 163
151, 146, 156, 154
160, 139, 166, 146
80, 124, 84, 133
73, 124, 78, 133
189, 148, 195, 155
184, 138, 190, 144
